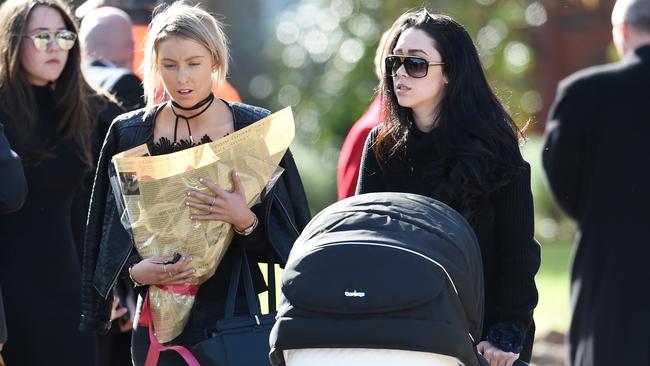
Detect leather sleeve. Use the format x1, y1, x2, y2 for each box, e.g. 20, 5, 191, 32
261, 148, 311, 265
79, 120, 118, 334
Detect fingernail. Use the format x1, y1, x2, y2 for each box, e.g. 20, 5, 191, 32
193, 268, 197, 273
186, 191, 191, 196
190, 216, 195, 220
185, 202, 190, 206
199, 177, 204, 183
189, 256, 193, 261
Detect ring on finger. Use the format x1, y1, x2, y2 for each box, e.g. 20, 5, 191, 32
163, 263, 168, 274
210, 196, 217, 206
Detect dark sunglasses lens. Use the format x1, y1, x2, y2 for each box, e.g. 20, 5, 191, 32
385, 56, 400, 76
404, 57, 428, 78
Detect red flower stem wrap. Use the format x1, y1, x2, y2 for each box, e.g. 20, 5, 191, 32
139, 285, 201, 366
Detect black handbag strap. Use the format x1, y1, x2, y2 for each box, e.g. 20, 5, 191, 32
267, 258, 276, 313
224, 248, 277, 319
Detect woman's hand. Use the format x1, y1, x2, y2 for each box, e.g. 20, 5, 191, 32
185, 170, 255, 232
129, 255, 195, 286
110, 297, 133, 332
110, 297, 128, 321
477, 341, 519, 366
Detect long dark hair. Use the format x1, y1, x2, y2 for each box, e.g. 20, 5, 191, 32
375, 10, 524, 219
0, 0, 95, 168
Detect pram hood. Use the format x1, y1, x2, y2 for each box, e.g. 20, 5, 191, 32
271, 193, 484, 365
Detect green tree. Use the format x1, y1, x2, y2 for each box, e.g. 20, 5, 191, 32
255, 0, 547, 214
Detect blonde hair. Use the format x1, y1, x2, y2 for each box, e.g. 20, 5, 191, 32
141, 1, 229, 109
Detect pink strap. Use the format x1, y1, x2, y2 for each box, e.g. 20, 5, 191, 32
142, 288, 202, 366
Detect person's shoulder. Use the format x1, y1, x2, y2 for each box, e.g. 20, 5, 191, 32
228, 101, 271, 125
113, 71, 142, 87
368, 123, 382, 139
558, 60, 627, 94
111, 105, 156, 130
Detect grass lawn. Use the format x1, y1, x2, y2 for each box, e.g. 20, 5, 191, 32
534, 243, 572, 334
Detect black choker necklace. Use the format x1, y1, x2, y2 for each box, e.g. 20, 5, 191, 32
169, 93, 215, 144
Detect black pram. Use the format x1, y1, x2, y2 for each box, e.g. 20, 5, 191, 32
270, 192, 487, 366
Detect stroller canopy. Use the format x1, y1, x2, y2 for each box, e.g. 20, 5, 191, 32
271, 193, 484, 365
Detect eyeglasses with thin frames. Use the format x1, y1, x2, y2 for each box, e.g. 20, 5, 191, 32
385, 54, 444, 78
22, 30, 77, 52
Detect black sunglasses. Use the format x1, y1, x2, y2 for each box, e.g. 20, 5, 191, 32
385, 55, 444, 78
23, 30, 77, 52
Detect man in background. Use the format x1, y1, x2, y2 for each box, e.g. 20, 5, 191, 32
77, 0, 242, 102
80, 6, 145, 110
542, 1, 650, 365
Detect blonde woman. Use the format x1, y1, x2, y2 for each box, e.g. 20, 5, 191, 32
79, 2, 310, 365
0, 0, 121, 364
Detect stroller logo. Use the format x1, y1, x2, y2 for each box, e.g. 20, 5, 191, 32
344, 290, 366, 298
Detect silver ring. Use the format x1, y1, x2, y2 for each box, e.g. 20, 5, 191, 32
210, 196, 217, 206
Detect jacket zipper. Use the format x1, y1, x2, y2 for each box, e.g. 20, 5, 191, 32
275, 192, 300, 236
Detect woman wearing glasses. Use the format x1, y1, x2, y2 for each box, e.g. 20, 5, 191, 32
0, 0, 120, 364
357, 10, 540, 366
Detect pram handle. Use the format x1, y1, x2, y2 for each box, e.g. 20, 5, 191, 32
478, 354, 529, 366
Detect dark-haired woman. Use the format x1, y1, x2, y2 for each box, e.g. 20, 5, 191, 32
357, 10, 540, 366
0, 0, 120, 364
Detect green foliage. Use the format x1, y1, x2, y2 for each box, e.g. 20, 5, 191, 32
534, 244, 572, 332
257, 0, 553, 214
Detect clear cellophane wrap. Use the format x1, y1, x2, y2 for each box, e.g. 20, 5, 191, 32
109, 107, 294, 343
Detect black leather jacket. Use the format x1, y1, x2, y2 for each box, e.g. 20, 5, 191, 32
80, 102, 311, 334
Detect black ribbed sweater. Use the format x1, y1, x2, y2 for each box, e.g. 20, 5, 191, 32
356, 125, 540, 360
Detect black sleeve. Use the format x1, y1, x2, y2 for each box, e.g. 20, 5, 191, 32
0, 123, 27, 214
71, 98, 124, 263
113, 74, 145, 111
542, 78, 596, 219
356, 126, 385, 194
493, 163, 541, 331
80, 119, 119, 333
250, 148, 311, 265
230, 203, 267, 254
